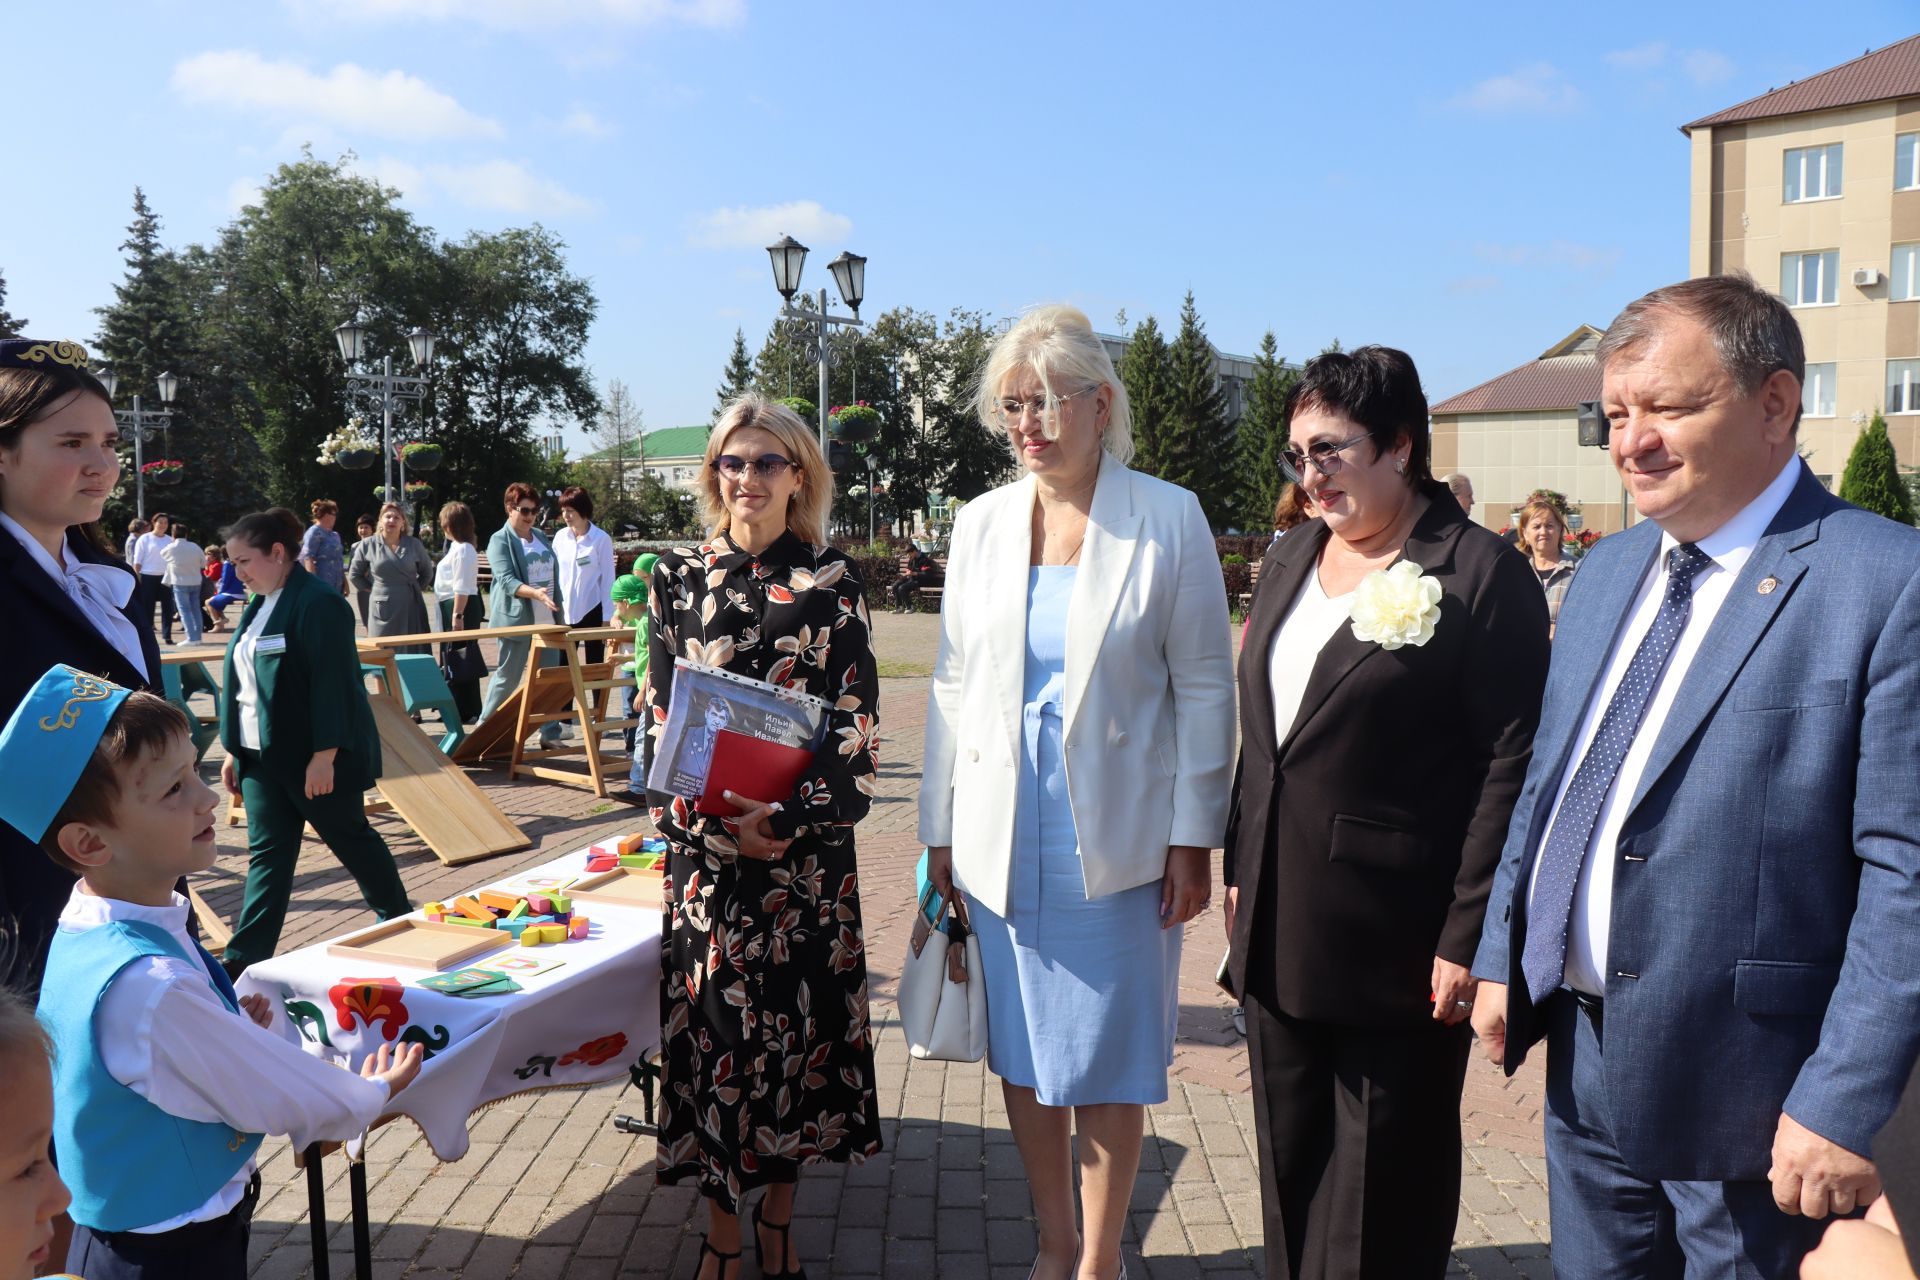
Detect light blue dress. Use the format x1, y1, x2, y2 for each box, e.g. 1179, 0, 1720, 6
968, 567, 1182, 1106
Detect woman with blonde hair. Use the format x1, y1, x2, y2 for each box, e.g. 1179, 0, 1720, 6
1516, 497, 1576, 636
920, 305, 1236, 1280
348, 501, 433, 653
645, 395, 882, 1280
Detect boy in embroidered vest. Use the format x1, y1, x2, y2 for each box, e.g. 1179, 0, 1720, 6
0, 988, 71, 1279
0, 666, 422, 1280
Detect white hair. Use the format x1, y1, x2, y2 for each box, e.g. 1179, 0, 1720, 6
973, 304, 1133, 465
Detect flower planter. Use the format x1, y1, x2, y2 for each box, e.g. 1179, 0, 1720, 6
336, 447, 378, 471
401, 444, 443, 472
148, 468, 183, 487
828, 404, 881, 443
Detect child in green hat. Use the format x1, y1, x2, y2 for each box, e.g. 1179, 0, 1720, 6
610, 553, 657, 803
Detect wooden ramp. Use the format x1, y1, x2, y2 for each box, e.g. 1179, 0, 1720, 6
364, 692, 531, 865
455, 678, 573, 763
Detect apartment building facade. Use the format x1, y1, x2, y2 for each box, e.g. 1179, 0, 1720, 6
1684, 33, 1920, 476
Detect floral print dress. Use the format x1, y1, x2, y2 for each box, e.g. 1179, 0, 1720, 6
645, 530, 883, 1210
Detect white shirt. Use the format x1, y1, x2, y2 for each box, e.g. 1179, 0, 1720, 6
1266, 570, 1356, 740
131, 531, 174, 575
551, 522, 615, 625
0, 512, 149, 682
160, 539, 206, 587
434, 540, 477, 600
233, 587, 285, 751
1530, 456, 1802, 995
520, 535, 556, 624
60, 888, 388, 1232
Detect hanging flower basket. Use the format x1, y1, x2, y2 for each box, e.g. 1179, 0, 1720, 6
400, 442, 443, 472
143, 459, 184, 487
404, 482, 434, 502
776, 396, 818, 427
336, 447, 377, 470
318, 417, 381, 469
828, 401, 880, 442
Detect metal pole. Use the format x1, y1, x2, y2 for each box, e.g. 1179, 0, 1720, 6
868, 479, 875, 543
817, 287, 831, 455
382, 354, 395, 504
132, 395, 145, 520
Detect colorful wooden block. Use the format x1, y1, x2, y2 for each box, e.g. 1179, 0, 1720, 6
452, 895, 493, 921
519, 927, 544, 947
477, 890, 522, 912
506, 900, 530, 921
568, 916, 589, 939
548, 893, 571, 914
526, 894, 553, 915
586, 844, 614, 859
617, 832, 647, 856
444, 914, 495, 929
422, 910, 446, 923
422, 901, 447, 916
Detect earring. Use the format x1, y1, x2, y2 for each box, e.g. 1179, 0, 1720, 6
1395, 459, 1406, 474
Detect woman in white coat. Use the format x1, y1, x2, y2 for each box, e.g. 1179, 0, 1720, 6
919, 305, 1236, 1280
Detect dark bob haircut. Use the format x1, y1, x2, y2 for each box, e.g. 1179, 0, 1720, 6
1281, 345, 1433, 487
226, 507, 305, 561
557, 486, 594, 522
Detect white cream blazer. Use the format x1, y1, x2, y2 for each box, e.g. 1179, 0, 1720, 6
917, 453, 1236, 916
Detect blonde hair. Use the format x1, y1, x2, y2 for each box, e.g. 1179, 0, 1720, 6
702, 395, 833, 547
1517, 499, 1567, 537
974, 304, 1133, 465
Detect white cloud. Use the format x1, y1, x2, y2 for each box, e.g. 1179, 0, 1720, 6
297, 0, 744, 30
226, 177, 264, 214
1450, 63, 1580, 115
427, 160, 597, 216
1682, 50, 1735, 85
172, 50, 502, 142
560, 108, 613, 138
688, 200, 852, 249
1604, 42, 1669, 72
1474, 240, 1621, 273
352, 155, 428, 199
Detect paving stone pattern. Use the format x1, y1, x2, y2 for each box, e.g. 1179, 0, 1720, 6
182, 609, 1550, 1277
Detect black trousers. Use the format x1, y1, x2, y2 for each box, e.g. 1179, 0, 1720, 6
67, 1173, 258, 1280
1244, 998, 1471, 1280
575, 602, 605, 664
140, 572, 176, 641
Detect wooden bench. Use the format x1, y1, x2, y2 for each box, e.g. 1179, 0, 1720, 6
894, 553, 948, 610
1236, 559, 1262, 610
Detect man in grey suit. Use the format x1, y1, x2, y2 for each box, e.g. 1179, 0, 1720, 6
1472, 273, 1920, 1277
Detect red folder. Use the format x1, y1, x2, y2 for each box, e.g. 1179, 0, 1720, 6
695, 728, 816, 816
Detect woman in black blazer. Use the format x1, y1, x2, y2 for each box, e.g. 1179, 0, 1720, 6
1223, 347, 1550, 1279
0, 340, 164, 997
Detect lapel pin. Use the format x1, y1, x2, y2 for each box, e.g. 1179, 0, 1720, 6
1757, 576, 1779, 595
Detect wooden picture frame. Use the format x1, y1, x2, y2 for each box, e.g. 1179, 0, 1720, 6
325, 917, 515, 971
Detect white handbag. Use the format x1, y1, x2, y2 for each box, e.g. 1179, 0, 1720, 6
898, 884, 988, 1062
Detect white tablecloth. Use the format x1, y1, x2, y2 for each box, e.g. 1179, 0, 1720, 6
236, 846, 662, 1160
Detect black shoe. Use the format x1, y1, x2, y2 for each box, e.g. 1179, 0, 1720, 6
754, 1199, 807, 1280
695, 1237, 740, 1280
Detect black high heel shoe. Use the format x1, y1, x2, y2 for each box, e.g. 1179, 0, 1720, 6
696, 1236, 740, 1279
753, 1199, 808, 1280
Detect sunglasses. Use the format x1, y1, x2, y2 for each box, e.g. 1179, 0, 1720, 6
514, 506, 539, 516
712, 454, 795, 479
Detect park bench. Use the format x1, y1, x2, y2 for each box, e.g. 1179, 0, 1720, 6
896, 552, 948, 609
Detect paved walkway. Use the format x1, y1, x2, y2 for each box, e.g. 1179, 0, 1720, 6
185, 609, 1551, 1278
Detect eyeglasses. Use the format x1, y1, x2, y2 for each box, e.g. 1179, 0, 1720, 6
1279, 432, 1375, 484
994, 384, 1099, 428
514, 505, 538, 516
712, 453, 795, 480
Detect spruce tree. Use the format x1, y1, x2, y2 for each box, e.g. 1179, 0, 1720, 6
1118, 315, 1172, 479
1838, 411, 1916, 524
0, 268, 27, 337
715, 327, 754, 416
1163, 291, 1232, 527
1234, 332, 1298, 531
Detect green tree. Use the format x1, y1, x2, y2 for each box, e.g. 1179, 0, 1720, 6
1233, 332, 1298, 531
590, 378, 643, 531
752, 317, 814, 398
715, 327, 754, 416
1838, 411, 1916, 524
932, 308, 1009, 501
0, 267, 27, 337
1163, 291, 1233, 525
633, 470, 699, 539
1118, 315, 1173, 478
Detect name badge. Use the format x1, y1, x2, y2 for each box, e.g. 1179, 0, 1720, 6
576, 553, 593, 566
257, 635, 287, 654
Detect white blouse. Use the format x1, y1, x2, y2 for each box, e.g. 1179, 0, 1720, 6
434, 540, 478, 599
551, 522, 614, 625
232, 587, 285, 751
1266, 570, 1357, 742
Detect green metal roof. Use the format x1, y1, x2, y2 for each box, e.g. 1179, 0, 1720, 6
583, 425, 711, 463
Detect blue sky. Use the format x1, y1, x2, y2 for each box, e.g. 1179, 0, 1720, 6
9, 1, 1917, 450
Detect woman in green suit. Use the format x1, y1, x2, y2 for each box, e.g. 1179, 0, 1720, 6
217, 507, 410, 974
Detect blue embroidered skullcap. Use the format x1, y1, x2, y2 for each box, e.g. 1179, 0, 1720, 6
0, 665, 133, 842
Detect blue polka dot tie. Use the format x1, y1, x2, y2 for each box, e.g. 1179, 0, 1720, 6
1520, 543, 1714, 1005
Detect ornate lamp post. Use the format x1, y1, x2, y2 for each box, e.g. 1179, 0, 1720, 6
864, 452, 878, 543
96, 366, 180, 520
764, 237, 868, 452
333, 318, 436, 504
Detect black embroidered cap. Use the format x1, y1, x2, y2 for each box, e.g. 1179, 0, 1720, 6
0, 338, 92, 372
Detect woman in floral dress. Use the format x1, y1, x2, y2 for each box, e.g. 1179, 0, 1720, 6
645, 395, 882, 1280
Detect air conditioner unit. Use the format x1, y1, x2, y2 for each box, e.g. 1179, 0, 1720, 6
1853, 266, 1883, 287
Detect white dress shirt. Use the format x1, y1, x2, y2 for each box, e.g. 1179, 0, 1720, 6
1530, 456, 1801, 995
232, 587, 285, 752
61, 888, 388, 1232
131, 531, 174, 576
433, 540, 477, 600
1266, 571, 1356, 740
552, 522, 614, 625
0, 512, 149, 682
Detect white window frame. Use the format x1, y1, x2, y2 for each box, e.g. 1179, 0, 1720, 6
1895, 243, 1920, 302
1781, 250, 1840, 307
1801, 362, 1836, 418
1784, 143, 1844, 203
1889, 359, 1920, 415
1898, 133, 1920, 192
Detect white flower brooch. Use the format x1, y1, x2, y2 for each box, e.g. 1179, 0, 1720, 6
1348, 560, 1442, 650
